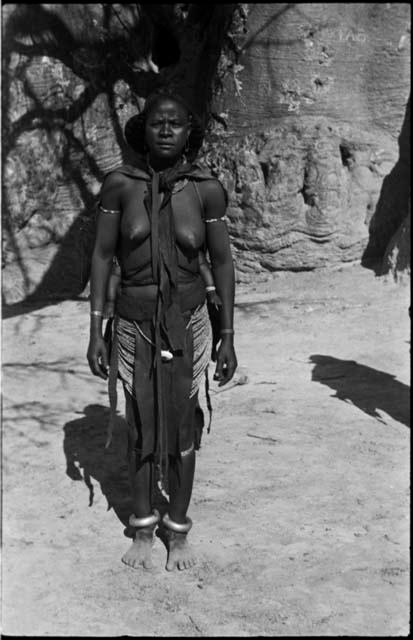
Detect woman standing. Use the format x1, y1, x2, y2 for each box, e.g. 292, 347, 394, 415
87, 87, 237, 571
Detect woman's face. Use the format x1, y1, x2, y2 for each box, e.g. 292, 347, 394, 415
144, 98, 191, 164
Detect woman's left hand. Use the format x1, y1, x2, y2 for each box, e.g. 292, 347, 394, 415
213, 337, 237, 386
206, 289, 222, 309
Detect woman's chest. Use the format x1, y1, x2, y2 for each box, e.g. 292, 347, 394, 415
120, 181, 205, 250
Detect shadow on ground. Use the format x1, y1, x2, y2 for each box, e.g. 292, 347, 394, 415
310, 355, 410, 428
63, 404, 133, 528
63, 404, 168, 536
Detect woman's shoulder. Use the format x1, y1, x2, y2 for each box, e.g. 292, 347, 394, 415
195, 176, 228, 207
104, 163, 150, 184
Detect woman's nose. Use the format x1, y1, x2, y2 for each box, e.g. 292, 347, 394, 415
160, 122, 172, 136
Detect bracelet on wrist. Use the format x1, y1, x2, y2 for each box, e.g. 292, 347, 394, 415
90, 310, 103, 317
220, 328, 234, 335
206, 285, 216, 292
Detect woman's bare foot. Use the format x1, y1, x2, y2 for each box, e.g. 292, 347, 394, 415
164, 530, 196, 571
121, 526, 155, 570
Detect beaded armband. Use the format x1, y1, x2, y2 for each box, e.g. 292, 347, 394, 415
204, 215, 228, 223
98, 202, 121, 215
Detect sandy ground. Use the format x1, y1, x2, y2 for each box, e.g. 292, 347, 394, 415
1, 263, 410, 637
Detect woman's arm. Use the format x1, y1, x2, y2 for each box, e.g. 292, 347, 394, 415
103, 259, 121, 318
199, 250, 214, 287
199, 249, 222, 308
87, 172, 122, 379
201, 179, 237, 385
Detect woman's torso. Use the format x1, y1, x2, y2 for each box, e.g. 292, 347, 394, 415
116, 176, 206, 305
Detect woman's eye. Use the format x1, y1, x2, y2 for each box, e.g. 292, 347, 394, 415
150, 120, 183, 127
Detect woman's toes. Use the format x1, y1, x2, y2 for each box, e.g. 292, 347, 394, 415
166, 559, 175, 571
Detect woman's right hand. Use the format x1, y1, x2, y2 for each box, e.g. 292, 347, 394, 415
103, 300, 115, 319
87, 335, 109, 380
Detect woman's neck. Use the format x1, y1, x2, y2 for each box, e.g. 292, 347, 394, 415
147, 153, 184, 173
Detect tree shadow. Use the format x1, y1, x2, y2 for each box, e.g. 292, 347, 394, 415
2, 4, 238, 317
362, 94, 410, 272
2, 212, 95, 319
62, 403, 168, 538
1, 5, 165, 316
310, 354, 410, 427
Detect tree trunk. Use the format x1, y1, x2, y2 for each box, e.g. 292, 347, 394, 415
207, 3, 411, 281
2, 3, 410, 305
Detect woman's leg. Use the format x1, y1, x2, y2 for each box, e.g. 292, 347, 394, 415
121, 390, 157, 570
168, 448, 196, 523
129, 448, 153, 518
163, 432, 197, 571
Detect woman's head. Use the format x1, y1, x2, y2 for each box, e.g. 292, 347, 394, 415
124, 88, 204, 163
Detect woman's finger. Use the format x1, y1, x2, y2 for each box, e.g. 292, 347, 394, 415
224, 361, 237, 383
100, 344, 109, 370
88, 356, 107, 380
98, 366, 108, 380
214, 356, 224, 381
217, 356, 238, 386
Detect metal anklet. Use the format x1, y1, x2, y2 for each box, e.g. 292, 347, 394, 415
162, 512, 193, 533
129, 509, 160, 528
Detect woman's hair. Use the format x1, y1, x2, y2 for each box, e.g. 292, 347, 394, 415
124, 87, 205, 161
